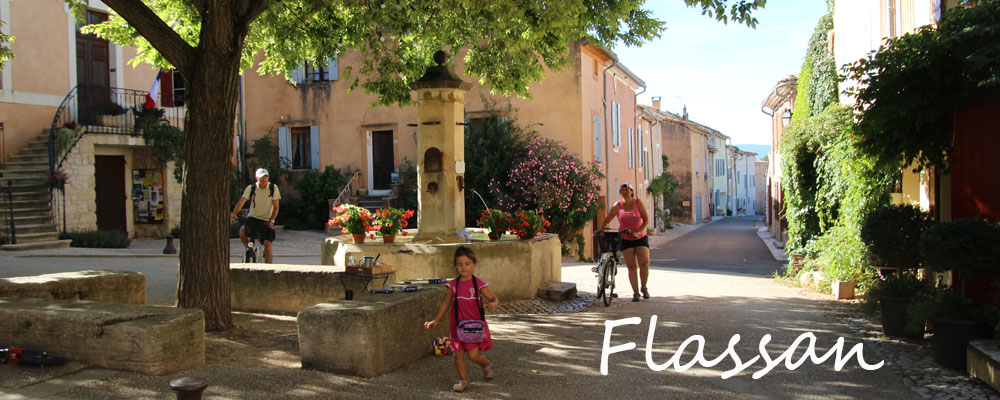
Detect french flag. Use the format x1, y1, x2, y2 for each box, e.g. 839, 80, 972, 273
145, 70, 162, 109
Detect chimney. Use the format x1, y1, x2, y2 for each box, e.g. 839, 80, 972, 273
651, 96, 661, 110
682, 105, 688, 120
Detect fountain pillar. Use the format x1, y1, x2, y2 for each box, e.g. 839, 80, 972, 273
409, 51, 473, 243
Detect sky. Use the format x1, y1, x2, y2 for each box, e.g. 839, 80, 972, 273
613, 0, 830, 145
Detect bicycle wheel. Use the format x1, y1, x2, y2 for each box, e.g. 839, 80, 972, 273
244, 245, 255, 263
601, 258, 615, 306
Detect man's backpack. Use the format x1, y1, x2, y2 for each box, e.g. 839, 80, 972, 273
246, 183, 275, 210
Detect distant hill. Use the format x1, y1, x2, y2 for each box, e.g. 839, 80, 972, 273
733, 144, 771, 159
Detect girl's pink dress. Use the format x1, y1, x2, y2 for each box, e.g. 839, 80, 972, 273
447, 277, 493, 352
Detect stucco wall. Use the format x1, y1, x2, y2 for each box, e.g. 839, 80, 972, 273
660, 120, 695, 224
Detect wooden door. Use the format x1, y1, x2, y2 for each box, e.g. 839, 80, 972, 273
75, 11, 110, 125
95, 155, 127, 233
372, 130, 394, 190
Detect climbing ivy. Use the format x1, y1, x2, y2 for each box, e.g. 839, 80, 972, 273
781, 104, 891, 287
845, 0, 1000, 172
791, 8, 837, 124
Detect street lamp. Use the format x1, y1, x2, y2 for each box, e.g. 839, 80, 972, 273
780, 110, 792, 128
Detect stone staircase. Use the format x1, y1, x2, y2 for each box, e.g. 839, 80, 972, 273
357, 194, 389, 214
0, 133, 71, 250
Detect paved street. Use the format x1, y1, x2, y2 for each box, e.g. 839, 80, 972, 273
650, 216, 784, 277
1, 218, 921, 399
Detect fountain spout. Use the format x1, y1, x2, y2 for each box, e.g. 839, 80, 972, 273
471, 190, 491, 211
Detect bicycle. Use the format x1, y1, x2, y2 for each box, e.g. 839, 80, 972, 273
243, 228, 266, 263
232, 215, 266, 263
593, 229, 624, 306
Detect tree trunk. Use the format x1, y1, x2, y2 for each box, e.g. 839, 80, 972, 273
175, 6, 250, 332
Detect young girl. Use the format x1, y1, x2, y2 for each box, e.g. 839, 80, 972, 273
424, 246, 500, 392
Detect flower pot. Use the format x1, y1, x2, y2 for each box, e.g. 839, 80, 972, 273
833, 281, 855, 300
382, 234, 396, 243
931, 317, 994, 370
351, 233, 366, 244
98, 114, 125, 127
880, 295, 923, 339
488, 231, 501, 240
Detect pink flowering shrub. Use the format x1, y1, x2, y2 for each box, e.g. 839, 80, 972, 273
489, 138, 604, 241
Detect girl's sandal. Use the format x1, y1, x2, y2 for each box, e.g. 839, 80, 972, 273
482, 360, 495, 381
452, 380, 468, 392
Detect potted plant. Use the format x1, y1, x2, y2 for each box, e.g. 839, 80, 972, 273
478, 209, 510, 240
866, 272, 933, 338
372, 207, 414, 243
860, 204, 932, 338
918, 217, 1000, 370
97, 101, 127, 127
328, 204, 374, 243
509, 210, 550, 240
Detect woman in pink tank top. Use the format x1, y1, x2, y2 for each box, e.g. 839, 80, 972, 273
598, 183, 651, 302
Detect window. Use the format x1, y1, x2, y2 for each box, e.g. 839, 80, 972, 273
637, 127, 643, 167
160, 70, 185, 107
592, 59, 599, 80
290, 57, 339, 85
278, 125, 320, 170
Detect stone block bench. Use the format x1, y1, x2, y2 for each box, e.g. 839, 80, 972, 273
298, 283, 449, 377
0, 298, 204, 375
0, 270, 146, 304
230, 263, 396, 315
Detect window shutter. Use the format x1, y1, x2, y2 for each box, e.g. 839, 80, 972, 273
161, 71, 174, 107
310, 125, 320, 170
615, 103, 622, 146
610, 101, 617, 146
593, 115, 602, 162
291, 66, 304, 85
278, 127, 291, 163
326, 58, 338, 81
628, 128, 634, 168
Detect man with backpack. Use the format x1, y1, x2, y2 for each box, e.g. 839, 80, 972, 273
230, 168, 281, 263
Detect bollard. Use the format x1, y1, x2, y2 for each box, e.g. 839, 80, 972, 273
169, 376, 208, 400
163, 235, 178, 254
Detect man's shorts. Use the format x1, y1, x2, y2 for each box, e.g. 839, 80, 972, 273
244, 217, 276, 242
620, 235, 649, 251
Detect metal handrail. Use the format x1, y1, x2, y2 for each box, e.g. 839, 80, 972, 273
328, 170, 361, 220
4, 180, 14, 245
47, 84, 185, 176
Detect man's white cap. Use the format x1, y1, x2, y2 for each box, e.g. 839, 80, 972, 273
255, 168, 269, 179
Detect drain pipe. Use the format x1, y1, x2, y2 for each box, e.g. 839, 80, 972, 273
633, 85, 646, 193
602, 58, 617, 209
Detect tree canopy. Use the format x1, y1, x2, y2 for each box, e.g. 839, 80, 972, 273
62, 0, 764, 330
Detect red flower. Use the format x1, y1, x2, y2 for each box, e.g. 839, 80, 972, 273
402, 231, 408, 236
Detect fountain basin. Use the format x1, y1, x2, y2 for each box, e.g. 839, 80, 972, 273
321, 231, 561, 301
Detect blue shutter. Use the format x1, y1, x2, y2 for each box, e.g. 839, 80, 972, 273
278, 127, 291, 164
628, 128, 634, 168
310, 126, 320, 170
291, 66, 305, 85
593, 115, 602, 162
326, 58, 338, 81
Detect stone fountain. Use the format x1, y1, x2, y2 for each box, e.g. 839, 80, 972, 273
321, 51, 561, 300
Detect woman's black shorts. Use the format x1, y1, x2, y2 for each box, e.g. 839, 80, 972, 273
244, 217, 276, 242
620, 235, 649, 251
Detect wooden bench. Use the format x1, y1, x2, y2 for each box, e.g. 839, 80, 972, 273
298, 283, 449, 377
0, 298, 204, 375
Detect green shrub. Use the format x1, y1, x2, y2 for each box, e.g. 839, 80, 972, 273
860, 204, 932, 269
283, 165, 347, 230
908, 285, 998, 333
861, 271, 932, 314
59, 230, 130, 248
920, 217, 1000, 275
